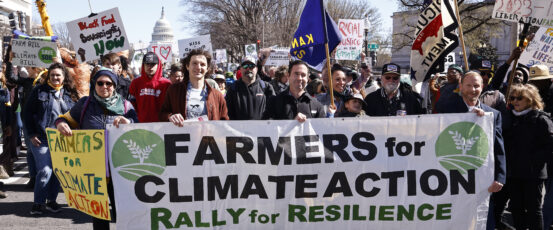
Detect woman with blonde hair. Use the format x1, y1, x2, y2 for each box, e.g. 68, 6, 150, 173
502, 83, 553, 230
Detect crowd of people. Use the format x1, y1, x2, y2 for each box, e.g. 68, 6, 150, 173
0, 44, 552, 230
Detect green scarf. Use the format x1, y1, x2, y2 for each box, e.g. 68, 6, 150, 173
94, 92, 124, 115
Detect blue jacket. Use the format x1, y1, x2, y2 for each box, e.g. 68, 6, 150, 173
56, 96, 138, 130
436, 93, 507, 184
23, 84, 76, 141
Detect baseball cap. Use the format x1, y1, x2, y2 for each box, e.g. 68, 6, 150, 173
382, 63, 401, 76
143, 52, 159, 64
241, 56, 256, 66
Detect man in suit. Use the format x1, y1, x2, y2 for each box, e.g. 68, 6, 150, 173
436, 71, 506, 230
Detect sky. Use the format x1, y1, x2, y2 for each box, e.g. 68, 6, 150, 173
35, 0, 399, 45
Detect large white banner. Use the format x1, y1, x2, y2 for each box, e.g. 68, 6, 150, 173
108, 114, 494, 230
519, 27, 553, 73
178, 35, 212, 58
335, 19, 364, 60
492, 0, 553, 27
66, 8, 130, 62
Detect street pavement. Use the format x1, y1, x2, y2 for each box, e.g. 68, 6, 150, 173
0, 149, 115, 230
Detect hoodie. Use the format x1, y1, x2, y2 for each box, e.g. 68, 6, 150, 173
129, 58, 171, 122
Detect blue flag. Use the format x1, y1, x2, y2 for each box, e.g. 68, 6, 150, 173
290, 0, 342, 71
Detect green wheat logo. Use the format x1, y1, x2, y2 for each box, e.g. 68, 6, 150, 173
435, 122, 489, 174
112, 129, 166, 182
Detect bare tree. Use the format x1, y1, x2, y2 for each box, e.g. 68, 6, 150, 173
52, 22, 73, 50
180, 0, 384, 62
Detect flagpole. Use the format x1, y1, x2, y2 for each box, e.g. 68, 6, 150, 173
453, 0, 469, 72
320, 0, 335, 108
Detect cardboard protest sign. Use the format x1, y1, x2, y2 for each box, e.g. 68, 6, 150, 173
215, 49, 227, 64
335, 19, 364, 60
519, 27, 553, 73
228, 63, 239, 72
11, 38, 58, 68
66, 7, 130, 62
265, 48, 290, 66
245, 43, 257, 60
108, 113, 494, 229
46, 128, 110, 220
178, 35, 212, 58
149, 43, 172, 63
492, 0, 553, 27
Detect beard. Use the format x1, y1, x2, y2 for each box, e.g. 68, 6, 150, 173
243, 71, 254, 79
383, 82, 399, 94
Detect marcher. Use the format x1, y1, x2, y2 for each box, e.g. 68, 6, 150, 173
364, 63, 426, 116
102, 53, 131, 100
23, 63, 78, 215
128, 52, 171, 122
317, 64, 350, 117
336, 93, 367, 117
263, 60, 325, 120
168, 63, 184, 84
435, 71, 507, 230
55, 68, 138, 229
214, 74, 227, 95
269, 65, 288, 94
225, 57, 275, 120
434, 64, 463, 111
502, 84, 553, 230
160, 49, 229, 124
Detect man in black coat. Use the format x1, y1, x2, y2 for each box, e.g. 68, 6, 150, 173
264, 60, 325, 121
436, 71, 507, 230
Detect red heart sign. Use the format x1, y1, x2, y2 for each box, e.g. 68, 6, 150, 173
159, 46, 171, 60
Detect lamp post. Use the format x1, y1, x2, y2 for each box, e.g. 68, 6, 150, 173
364, 16, 370, 61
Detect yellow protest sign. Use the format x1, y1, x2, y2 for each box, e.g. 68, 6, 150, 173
46, 128, 111, 220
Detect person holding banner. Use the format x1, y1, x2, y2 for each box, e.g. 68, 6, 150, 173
55, 68, 138, 229
502, 83, 553, 230
160, 49, 229, 124
23, 63, 78, 215
263, 60, 325, 121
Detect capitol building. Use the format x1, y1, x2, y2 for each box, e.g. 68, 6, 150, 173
151, 7, 174, 44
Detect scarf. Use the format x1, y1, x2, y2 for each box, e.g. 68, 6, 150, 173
512, 108, 531, 116
47, 80, 63, 91
94, 92, 124, 115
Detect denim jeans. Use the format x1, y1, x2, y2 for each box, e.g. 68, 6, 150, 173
22, 125, 36, 178
543, 178, 553, 229
31, 142, 59, 204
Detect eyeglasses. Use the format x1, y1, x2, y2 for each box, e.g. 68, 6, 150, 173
509, 96, 524, 101
384, 76, 400, 81
242, 64, 256, 69
96, 81, 113, 87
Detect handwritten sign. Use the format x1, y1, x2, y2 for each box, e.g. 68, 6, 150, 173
46, 128, 110, 220
178, 35, 212, 58
11, 38, 58, 68
335, 19, 364, 60
519, 27, 553, 73
66, 8, 130, 62
265, 47, 290, 66
149, 42, 172, 63
492, 0, 553, 27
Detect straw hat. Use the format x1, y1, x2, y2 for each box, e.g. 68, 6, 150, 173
528, 65, 553, 81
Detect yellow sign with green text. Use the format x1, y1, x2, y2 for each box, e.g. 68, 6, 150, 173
46, 128, 111, 220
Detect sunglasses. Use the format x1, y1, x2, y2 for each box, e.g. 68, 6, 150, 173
242, 64, 256, 69
96, 81, 113, 87
509, 96, 524, 101
384, 76, 400, 81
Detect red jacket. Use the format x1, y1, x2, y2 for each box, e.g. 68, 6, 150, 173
129, 59, 171, 122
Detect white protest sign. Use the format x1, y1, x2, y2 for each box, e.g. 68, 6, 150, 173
492, 0, 553, 27
265, 48, 290, 66
444, 52, 456, 70
335, 19, 364, 60
149, 43, 172, 63
109, 113, 494, 230
245, 43, 257, 60
215, 49, 227, 64
178, 35, 212, 58
228, 63, 239, 72
519, 27, 553, 73
66, 7, 130, 62
11, 38, 58, 68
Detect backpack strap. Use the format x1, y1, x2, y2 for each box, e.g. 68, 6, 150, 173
79, 97, 92, 129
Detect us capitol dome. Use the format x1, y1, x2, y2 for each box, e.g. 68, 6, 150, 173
151, 7, 174, 44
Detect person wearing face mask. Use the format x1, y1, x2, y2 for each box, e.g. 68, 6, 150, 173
225, 56, 275, 120
23, 63, 78, 215
363, 63, 426, 116
263, 60, 325, 121
502, 84, 553, 230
